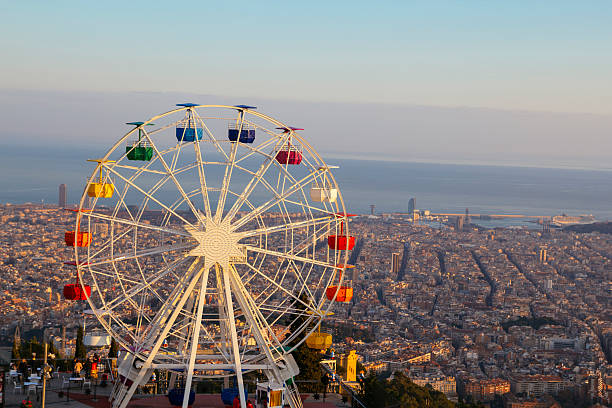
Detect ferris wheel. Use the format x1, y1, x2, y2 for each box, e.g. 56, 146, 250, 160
64, 104, 356, 408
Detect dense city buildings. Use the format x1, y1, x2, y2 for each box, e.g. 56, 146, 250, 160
0, 203, 611, 406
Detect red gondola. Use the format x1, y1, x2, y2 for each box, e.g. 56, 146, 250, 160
63, 261, 91, 301
275, 127, 303, 165
63, 283, 91, 300
327, 222, 355, 250
65, 231, 91, 247
275, 145, 302, 165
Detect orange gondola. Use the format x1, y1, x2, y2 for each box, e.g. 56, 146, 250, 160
65, 231, 91, 247
325, 285, 353, 303
325, 264, 355, 303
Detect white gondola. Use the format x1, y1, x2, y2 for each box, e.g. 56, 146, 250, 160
309, 182, 337, 203
84, 333, 111, 347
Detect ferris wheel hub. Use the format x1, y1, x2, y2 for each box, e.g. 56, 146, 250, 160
186, 217, 244, 266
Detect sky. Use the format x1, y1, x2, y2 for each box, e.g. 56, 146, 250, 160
1, 1, 611, 167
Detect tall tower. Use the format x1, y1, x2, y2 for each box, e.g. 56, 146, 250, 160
408, 197, 416, 214
58, 184, 67, 208
62, 325, 66, 355
455, 216, 464, 232
391, 252, 400, 275
14, 325, 21, 348
465, 208, 470, 224
369, 205, 375, 216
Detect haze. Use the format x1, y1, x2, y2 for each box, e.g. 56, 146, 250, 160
1, 1, 611, 169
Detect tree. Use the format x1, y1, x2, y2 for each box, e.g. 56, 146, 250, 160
108, 336, 119, 358
359, 371, 482, 408
11, 338, 20, 360
321, 373, 330, 401
47, 340, 60, 358
287, 293, 324, 391
24, 337, 45, 359
75, 326, 87, 359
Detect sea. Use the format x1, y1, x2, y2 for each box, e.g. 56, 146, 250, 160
1, 144, 611, 228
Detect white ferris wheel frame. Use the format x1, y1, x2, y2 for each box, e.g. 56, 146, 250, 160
70, 105, 353, 408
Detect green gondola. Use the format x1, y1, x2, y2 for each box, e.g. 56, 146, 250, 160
125, 122, 154, 161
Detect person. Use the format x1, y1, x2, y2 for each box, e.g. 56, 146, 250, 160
73, 359, 83, 377
233, 395, 240, 408
91, 353, 100, 378
18, 358, 29, 383
246, 400, 255, 408
84, 356, 92, 378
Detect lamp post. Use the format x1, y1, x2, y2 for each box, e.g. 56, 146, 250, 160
91, 371, 99, 402
41, 344, 49, 408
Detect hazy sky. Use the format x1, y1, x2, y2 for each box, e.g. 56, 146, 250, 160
1, 1, 611, 167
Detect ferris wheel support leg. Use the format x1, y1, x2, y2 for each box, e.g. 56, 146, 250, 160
227, 265, 303, 408
215, 266, 231, 368
220, 263, 247, 408
182, 267, 210, 408
169, 289, 197, 391
115, 264, 205, 408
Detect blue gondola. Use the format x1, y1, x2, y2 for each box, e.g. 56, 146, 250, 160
176, 118, 202, 142
167, 388, 195, 406
175, 103, 203, 142
221, 387, 248, 405
228, 124, 255, 143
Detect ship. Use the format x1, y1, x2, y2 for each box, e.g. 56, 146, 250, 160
551, 214, 596, 226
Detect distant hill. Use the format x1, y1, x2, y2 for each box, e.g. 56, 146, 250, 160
564, 221, 612, 234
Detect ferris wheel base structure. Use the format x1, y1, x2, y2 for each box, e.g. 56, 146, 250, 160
63, 104, 355, 408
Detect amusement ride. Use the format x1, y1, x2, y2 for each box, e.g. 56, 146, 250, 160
63, 104, 356, 408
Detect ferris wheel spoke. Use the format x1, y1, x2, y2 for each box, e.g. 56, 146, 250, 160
243, 262, 318, 314
193, 135, 213, 219
215, 131, 240, 222
281, 197, 336, 218
240, 215, 333, 239
140, 258, 202, 342
108, 163, 168, 176
142, 129, 205, 225
232, 168, 325, 230
228, 265, 285, 359
244, 245, 334, 270
183, 264, 210, 403
97, 257, 188, 312
101, 163, 195, 227
194, 114, 230, 162
233, 133, 280, 165
87, 242, 194, 268
223, 137, 286, 224
86, 267, 141, 286
84, 211, 190, 237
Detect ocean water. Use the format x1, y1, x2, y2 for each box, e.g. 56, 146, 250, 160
1, 144, 611, 223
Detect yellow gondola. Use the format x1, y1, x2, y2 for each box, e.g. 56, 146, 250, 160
305, 327, 332, 350
87, 159, 115, 198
